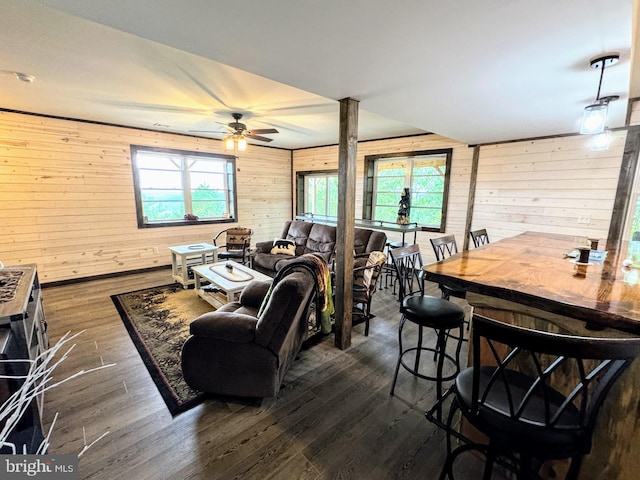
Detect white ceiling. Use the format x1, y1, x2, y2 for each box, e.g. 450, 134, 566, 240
0, 0, 636, 149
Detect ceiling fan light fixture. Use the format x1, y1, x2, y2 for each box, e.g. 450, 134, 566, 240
224, 134, 248, 152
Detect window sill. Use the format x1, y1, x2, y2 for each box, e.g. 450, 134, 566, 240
138, 218, 236, 229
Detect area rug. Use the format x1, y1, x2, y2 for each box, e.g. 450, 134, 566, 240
111, 284, 213, 415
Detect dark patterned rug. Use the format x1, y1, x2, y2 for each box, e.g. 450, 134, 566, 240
111, 284, 213, 415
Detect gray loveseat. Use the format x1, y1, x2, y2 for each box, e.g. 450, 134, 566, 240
252, 220, 387, 276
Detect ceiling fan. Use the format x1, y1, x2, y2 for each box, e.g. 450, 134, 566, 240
191, 112, 279, 143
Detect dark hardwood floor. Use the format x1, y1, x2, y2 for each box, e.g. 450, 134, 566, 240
41, 268, 485, 479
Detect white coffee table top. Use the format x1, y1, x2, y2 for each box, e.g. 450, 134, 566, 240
192, 261, 271, 292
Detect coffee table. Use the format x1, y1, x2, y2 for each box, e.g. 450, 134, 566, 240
169, 243, 219, 288
192, 261, 272, 309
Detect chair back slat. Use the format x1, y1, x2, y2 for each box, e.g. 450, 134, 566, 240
430, 235, 459, 261
469, 229, 490, 248
389, 244, 424, 300
225, 227, 252, 250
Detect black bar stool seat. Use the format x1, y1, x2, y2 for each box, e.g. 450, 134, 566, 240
389, 244, 466, 419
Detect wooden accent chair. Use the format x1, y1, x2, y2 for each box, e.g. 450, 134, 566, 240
213, 227, 253, 265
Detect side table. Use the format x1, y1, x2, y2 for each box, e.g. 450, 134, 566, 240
169, 243, 218, 288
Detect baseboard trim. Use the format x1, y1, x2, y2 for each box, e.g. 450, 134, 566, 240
42, 265, 171, 289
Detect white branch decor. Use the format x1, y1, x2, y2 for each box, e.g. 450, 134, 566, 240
0, 330, 115, 455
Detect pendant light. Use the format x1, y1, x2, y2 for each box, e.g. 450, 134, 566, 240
580, 54, 619, 135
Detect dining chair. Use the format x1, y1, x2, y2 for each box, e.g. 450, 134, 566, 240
436, 314, 640, 480
469, 229, 490, 248
430, 235, 466, 302
388, 244, 465, 419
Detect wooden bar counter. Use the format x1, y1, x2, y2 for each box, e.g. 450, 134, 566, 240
424, 232, 640, 480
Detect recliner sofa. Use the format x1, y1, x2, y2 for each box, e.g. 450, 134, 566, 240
252, 220, 387, 276
181, 267, 316, 398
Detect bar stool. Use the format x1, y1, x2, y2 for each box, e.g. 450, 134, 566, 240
436, 314, 640, 480
388, 244, 465, 419
381, 240, 410, 294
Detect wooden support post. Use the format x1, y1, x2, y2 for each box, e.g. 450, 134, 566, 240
463, 146, 480, 251
334, 98, 359, 350
606, 126, 640, 254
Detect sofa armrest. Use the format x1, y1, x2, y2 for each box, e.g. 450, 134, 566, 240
190, 311, 258, 343
239, 280, 272, 308
255, 240, 273, 254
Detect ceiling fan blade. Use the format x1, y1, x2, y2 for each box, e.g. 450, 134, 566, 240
247, 128, 279, 135
245, 134, 274, 142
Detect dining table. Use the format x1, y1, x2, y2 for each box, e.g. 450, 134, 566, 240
423, 231, 640, 480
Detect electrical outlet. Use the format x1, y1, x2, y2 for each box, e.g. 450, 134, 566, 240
577, 215, 591, 224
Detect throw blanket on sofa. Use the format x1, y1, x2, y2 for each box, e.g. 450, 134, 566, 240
260, 253, 334, 335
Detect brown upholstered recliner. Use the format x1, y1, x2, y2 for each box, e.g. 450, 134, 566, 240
180, 267, 315, 398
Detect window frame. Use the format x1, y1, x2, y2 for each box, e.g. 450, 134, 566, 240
296, 169, 339, 217
130, 145, 238, 229
363, 148, 452, 232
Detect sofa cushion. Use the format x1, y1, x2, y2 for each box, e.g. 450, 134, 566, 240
239, 280, 272, 308
282, 220, 314, 256
304, 224, 336, 257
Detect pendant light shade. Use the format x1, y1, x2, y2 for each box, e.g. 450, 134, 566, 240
580, 101, 608, 135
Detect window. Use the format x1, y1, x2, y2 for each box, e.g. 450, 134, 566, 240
364, 149, 452, 231
131, 145, 237, 228
296, 171, 339, 217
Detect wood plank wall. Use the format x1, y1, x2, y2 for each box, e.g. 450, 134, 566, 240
292, 135, 474, 263
473, 133, 626, 243
1, 109, 631, 283
294, 131, 627, 261
0, 111, 292, 283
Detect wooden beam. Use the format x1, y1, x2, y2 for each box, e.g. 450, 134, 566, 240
334, 98, 359, 350
463, 146, 480, 250
606, 125, 640, 254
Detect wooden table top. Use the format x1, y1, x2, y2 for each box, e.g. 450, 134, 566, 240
423, 232, 640, 334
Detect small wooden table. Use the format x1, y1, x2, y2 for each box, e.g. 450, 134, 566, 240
423, 232, 640, 480
192, 261, 272, 309
169, 243, 218, 288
